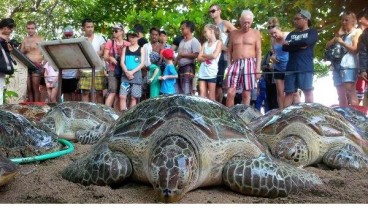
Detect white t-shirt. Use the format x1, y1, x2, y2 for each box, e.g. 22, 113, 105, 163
143, 42, 152, 67
198, 40, 221, 79
81, 34, 106, 73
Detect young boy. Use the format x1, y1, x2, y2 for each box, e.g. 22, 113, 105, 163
147, 51, 162, 98
159, 48, 178, 95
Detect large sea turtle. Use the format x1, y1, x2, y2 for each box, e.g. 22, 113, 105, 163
0, 103, 54, 122
0, 155, 17, 186
250, 103, 368, 170
62, 95, 322, 202
40, 102, 120, 142
0, 109, 61, 158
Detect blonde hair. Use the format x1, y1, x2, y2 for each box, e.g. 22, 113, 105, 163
267, 17, 281, 30
341, 11, 357, 25
204, 24, 220, 40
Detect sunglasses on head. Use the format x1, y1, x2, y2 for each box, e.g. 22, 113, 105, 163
209, 9, 217, 14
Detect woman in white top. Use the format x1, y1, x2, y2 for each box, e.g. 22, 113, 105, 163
197, 24, 222, 101
326, 11, 362, 106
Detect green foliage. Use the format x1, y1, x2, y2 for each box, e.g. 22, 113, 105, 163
1, 0, 364, 78
3, 71, 18, 104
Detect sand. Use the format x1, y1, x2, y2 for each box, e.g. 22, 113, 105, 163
1, 143, 368, 204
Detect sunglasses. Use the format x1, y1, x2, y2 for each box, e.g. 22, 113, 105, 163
113, 29, 122, 33
267, 25, 276, 30
208, 9, 217, 14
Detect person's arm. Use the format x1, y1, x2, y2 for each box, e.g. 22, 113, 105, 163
359, 31, 368, 80
282, 29, 318, 51
120, 47, 128, 74
20, 39, 26, 53
197, 44, 206, 62
178, 38, 200, 59
201, 40, 222, 60
227, 31, 234, 65
149, 67, 160, 83
336, 29, 362, 54
160, 66, 178, 80
131, 47, 145, 74
255, 30, 262, 79
224, 20, 237, 33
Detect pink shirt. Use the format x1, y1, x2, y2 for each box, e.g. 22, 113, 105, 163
105, 39, 130, 71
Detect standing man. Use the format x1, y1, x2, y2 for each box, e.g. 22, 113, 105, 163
0, 18, 16, 105
61, 25, 80, 101
358, 9, 368, 106
225, 10, 261, 107
176, 20, 201, 95
142, 27, 164, 100
208, 3, 237, 103
79, 18, 106, 103
282, 9, 318, 108
20, 21, 44, 102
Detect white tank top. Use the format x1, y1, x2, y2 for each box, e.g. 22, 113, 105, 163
340, 28, 362, 68
198, 40, 221, 79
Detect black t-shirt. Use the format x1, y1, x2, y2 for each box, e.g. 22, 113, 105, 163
138, 37, 148, 47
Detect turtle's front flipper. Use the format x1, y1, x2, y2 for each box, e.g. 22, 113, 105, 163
323, 144, 368, 169
75, 123, 110, 144
61, 143, 132, 185
223, 153, 322, 197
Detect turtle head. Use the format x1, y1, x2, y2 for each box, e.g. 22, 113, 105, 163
149, 135, 198, 203
274, 135, 309, 167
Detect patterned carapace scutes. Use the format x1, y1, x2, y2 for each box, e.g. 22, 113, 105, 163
62, 95, 322, 203
250, 103, 368, 170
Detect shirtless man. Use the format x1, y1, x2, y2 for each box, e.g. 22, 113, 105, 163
225, 10, 261, 107
208, 4, 237, 102
20, 21, 44, 102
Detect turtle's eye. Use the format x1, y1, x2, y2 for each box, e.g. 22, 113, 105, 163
274, 135, 309, 166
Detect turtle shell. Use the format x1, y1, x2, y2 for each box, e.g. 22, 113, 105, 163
110, 95, 255, 142
251, 103, 368, 152
0, 109, 60, 158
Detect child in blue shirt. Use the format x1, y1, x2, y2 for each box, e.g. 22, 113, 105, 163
159, 48, 178, 95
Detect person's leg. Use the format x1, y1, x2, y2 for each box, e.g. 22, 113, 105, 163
129, 84, 142, 108
31, 73, 41, 102
81, 90, 90, 102
119, 95, 127, 111
27, 75, 34, 102
275, 79, 285, 109
198, 80, 207, 98
241, 90, 251, 105
303, 89, 314, 103
344, 82, 359, 106
50, 86, 58, 103
105, 93, 116, 107
283, 93, 294, 107
207, 81, 216, 101
226, 87, 236, 107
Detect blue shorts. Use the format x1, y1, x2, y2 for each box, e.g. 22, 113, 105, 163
284, 71, 314, 93
332, 66, 358, 86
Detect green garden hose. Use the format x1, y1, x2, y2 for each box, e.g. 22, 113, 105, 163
10, 139, 74, 164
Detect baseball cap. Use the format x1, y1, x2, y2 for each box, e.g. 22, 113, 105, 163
63, 25, 74, 36
161, 48, 174, 59
126, 30, 139, 37
299, 9, 311, 20
112, 23, 124, 30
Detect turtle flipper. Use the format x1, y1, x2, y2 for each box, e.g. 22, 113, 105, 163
223, 153, 322, 197
75, 124, 110, 144
61, 143, 132, 185
323, 144, 368, 169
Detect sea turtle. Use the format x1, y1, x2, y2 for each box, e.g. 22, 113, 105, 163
40, 102, 120, 142
0, 109, 61, 158
0, 103, 54, 122
230, 104, 263, 124
250, 103, 368, 170
0, 155, 17, 186
62, 95, 322, 202
332, 106, 368, 138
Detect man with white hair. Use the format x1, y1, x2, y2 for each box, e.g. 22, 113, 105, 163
225, 9, 261, 107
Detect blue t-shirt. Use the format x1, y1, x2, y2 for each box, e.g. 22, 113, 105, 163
160, 64, 177, 94
282, 28, 318, 72
273, 43, 288, 72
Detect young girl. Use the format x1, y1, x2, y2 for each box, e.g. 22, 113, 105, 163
147, 51, 162, 98
197, 24, 222, 101
43, 62, 59, 103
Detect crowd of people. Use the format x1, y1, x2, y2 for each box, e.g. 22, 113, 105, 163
1, 5, 368, 113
